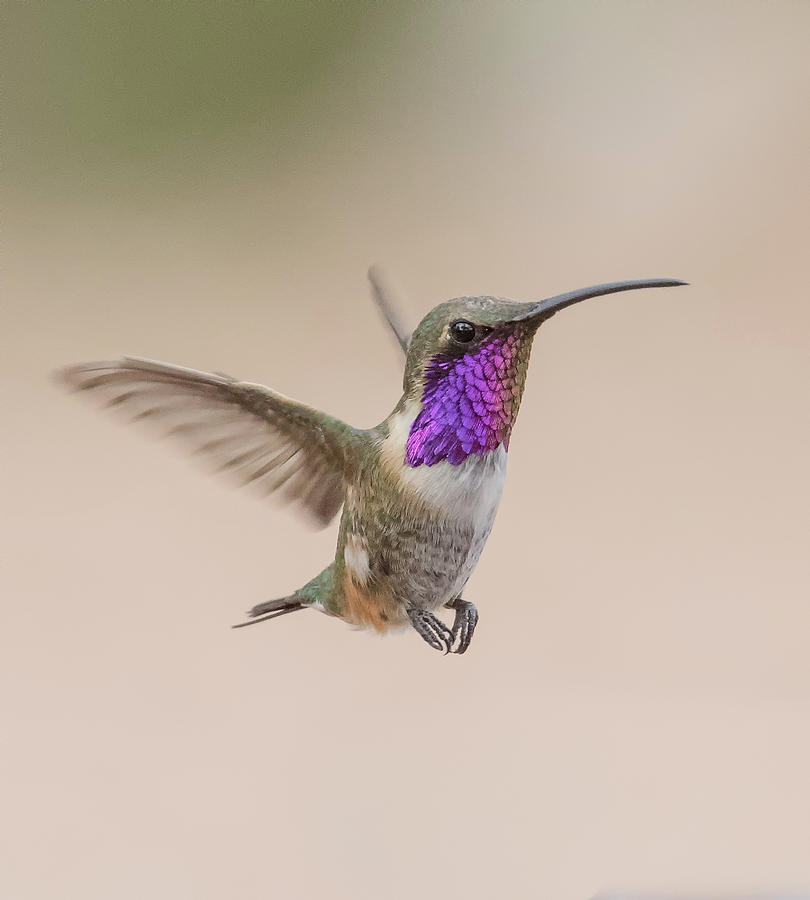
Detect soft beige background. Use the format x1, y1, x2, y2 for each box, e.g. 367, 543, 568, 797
3, 2, 810, 898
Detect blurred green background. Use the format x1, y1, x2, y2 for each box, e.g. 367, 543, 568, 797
3, 3, 810, 899
7, 1, 403, 193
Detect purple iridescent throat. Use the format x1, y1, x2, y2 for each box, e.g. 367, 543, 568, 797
405, 324, 535, 467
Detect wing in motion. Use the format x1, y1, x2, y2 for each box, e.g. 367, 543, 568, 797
368, 265, 410, 356
58, 357, 362, 527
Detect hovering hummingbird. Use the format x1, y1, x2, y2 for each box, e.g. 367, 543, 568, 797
60, 271, 685, 654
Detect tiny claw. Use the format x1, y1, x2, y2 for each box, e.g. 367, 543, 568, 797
445, 598, 479, 654
408, 608, 454, 654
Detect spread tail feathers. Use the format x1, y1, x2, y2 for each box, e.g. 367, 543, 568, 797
232, 596, 306, 628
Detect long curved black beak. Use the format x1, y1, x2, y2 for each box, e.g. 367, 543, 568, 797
513, 278, 688, 324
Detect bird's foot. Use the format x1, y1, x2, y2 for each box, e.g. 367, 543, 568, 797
445, 598, 479, 654
408, 608, 454, 654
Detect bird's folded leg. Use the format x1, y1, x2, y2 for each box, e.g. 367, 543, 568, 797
445, 598, 479, 654
408, 607, 454, 654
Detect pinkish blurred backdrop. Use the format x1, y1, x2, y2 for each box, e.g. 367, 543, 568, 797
3, 2, 810, 898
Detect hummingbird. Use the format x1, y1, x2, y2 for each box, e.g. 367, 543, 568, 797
59, 271, 685, 654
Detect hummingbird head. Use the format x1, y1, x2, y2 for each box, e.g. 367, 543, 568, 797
401, 278, 686, 467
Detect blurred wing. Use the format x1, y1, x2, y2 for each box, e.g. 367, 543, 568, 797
368, 265, 410, 356
58, 357, 361, 527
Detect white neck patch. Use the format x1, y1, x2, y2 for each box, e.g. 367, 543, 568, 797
381, 400, 508, 524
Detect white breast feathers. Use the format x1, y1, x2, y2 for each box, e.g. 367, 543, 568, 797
381, 400, 508, 527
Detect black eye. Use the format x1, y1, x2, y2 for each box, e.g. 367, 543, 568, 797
450, 320, 476, 343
